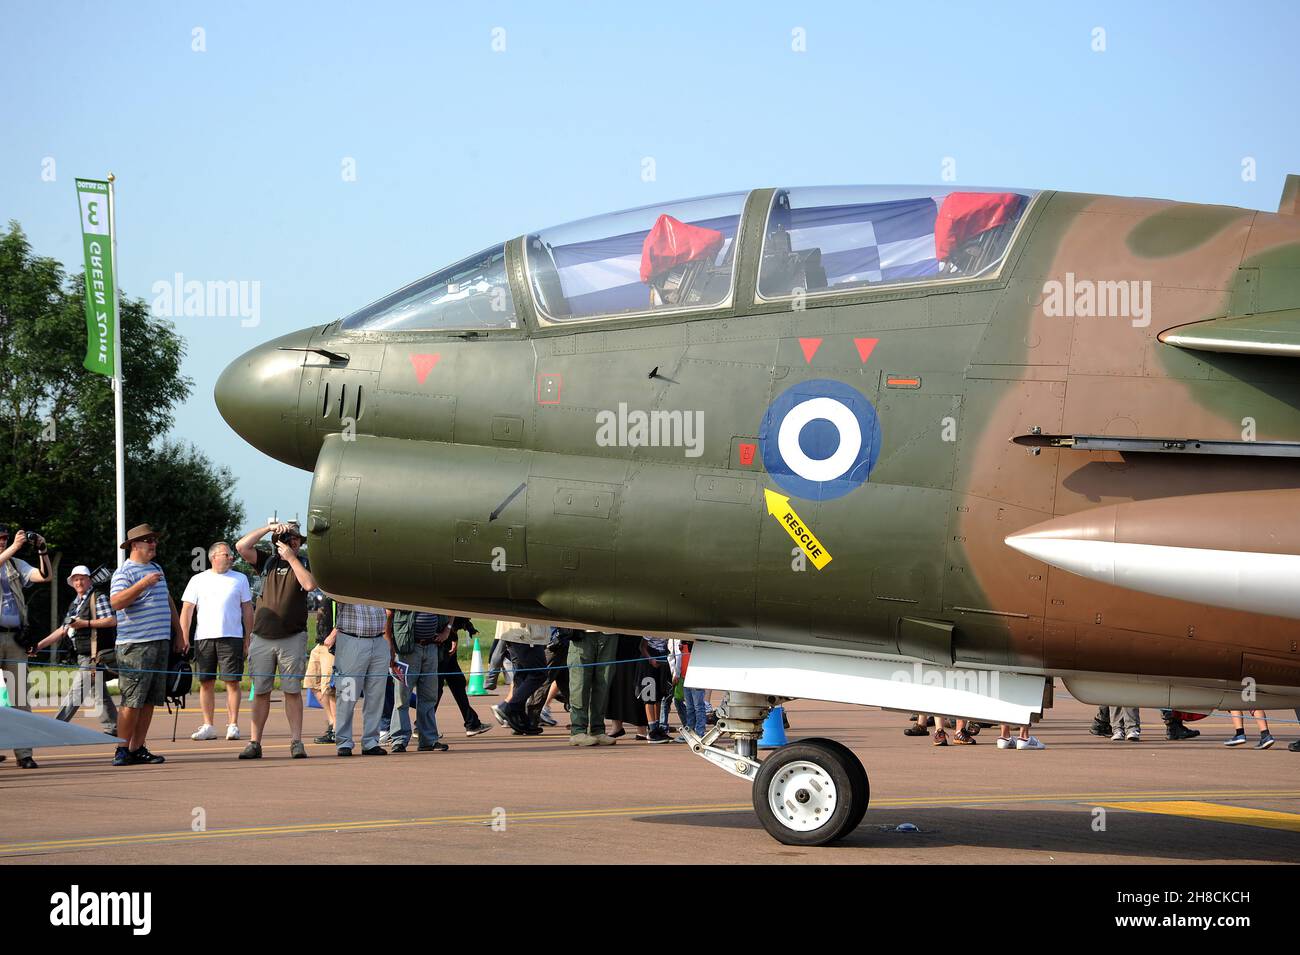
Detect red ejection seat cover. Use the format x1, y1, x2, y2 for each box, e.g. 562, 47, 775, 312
639, 214, 725, 282
934, 192, 1024, 262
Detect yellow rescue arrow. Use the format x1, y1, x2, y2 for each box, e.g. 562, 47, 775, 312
763, 488, 832, 570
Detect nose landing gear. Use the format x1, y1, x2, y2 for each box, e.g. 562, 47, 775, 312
754, 738, 869, 845
684, 692, 870, 846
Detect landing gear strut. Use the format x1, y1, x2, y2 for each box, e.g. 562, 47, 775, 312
684, 692, 870, 846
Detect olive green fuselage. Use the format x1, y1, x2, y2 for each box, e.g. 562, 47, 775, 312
218, 187, 1300, 689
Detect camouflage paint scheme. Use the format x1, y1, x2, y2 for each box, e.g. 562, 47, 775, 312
217, 181, 1300, 695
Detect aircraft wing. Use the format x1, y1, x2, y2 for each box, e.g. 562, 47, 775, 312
0, 706, 123, 749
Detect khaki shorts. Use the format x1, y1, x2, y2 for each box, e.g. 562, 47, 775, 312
117, 640, 170, 708
249, 631, 308, 696
305, 643, 335, 696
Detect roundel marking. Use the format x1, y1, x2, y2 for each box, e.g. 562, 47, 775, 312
759, 379, 881, 501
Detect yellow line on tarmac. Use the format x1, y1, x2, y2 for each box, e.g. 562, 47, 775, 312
875, 788, 1300, 807
6, 790, 1300, 856
0, 803, 752, 855
1095, 800, 1300, 834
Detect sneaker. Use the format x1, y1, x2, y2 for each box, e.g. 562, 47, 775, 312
607, 727, 626, 739
569, 733, 598, 747
1288, 739, 1300, 752
1256, 733, 1276, 750
1015, 736, 1045, 750
191, 724, 217, 741
417, 741, 449, 752
17, 756, 39, 769
1167, 724, 1200, 741
238, 741, 262, 760
490, 704, 508, 727
361, 746, 388, 756
391, 742, 408, 753
226, 724, 240, 741
112, 746, 133, 766
996, 736, 1016, 749
336, 748, 353, 757
646, 728, 671, 744
592, 734, 618, 746
1126, 730, 1141, 742
377, 731, 392, 746
1089, 724, 1113, 738
1224, 731, 1247, 747
1111, 730, 1124, 741
903, 724, 930, 737
314, 728, 336, 745
932, 730, 948, 746
538, 707, 558, 727
290, 740, 307, 759
465, 723, 492, 737
952, 730, 977, 745
131, 746, 165, 764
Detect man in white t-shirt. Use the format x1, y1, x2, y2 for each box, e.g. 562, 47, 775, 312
179, 542, 253, 741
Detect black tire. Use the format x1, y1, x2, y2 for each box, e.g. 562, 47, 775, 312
752, 739, 865, 846
798, 737, 870, 838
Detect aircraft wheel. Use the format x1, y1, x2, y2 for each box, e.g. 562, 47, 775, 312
798, 737, 870, 836
752, 739, 867, 846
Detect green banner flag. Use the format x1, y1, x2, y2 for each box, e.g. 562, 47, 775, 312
75, 178, 116, 377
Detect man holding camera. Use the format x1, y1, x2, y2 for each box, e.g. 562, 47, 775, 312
235, 521, 317, 760
0, 527, 52, 768
30, 564, 118, 738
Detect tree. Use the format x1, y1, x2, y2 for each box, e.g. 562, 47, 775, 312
0, 221, 244, 636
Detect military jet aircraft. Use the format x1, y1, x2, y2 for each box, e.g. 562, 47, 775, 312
217, 179, 1300, 845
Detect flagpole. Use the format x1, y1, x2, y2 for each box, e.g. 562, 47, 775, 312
107, 173, 126, 569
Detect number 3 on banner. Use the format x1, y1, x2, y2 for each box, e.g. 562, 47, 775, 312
79, 193, 108, 235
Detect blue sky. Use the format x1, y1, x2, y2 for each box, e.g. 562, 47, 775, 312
3, 1, 1298, 531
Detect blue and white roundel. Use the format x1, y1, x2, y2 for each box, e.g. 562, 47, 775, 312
759, 379, 881, 501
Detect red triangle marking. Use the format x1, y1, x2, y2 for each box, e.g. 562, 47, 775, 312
854, 337, 879, 363
799, 338, 822, 363
410, 353, 442, 384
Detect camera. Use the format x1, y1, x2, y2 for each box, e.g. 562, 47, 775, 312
271, 523, 302, 547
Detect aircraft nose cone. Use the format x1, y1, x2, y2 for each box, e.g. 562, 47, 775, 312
215, 330, 312, 469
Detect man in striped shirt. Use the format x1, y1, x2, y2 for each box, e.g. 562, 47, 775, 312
323, 601, 398, 756
109, 524, 181, 766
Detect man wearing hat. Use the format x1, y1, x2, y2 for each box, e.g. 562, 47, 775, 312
0, 527, 53, 768
109, 523, 181, 766
30, 565, 119, 740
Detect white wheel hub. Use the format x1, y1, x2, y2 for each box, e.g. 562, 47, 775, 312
767, 760, 838, 832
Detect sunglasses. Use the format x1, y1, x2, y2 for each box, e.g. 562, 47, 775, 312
135, 536, 159, 545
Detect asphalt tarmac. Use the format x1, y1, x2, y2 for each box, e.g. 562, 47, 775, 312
1, 693, 1297, 864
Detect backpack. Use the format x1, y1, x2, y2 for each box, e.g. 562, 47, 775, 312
165, 647, 194, 741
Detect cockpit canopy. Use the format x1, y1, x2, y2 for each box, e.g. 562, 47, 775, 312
526, 192, 747, 322
339, 184, 1037, 332
340, 244, 518, 332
